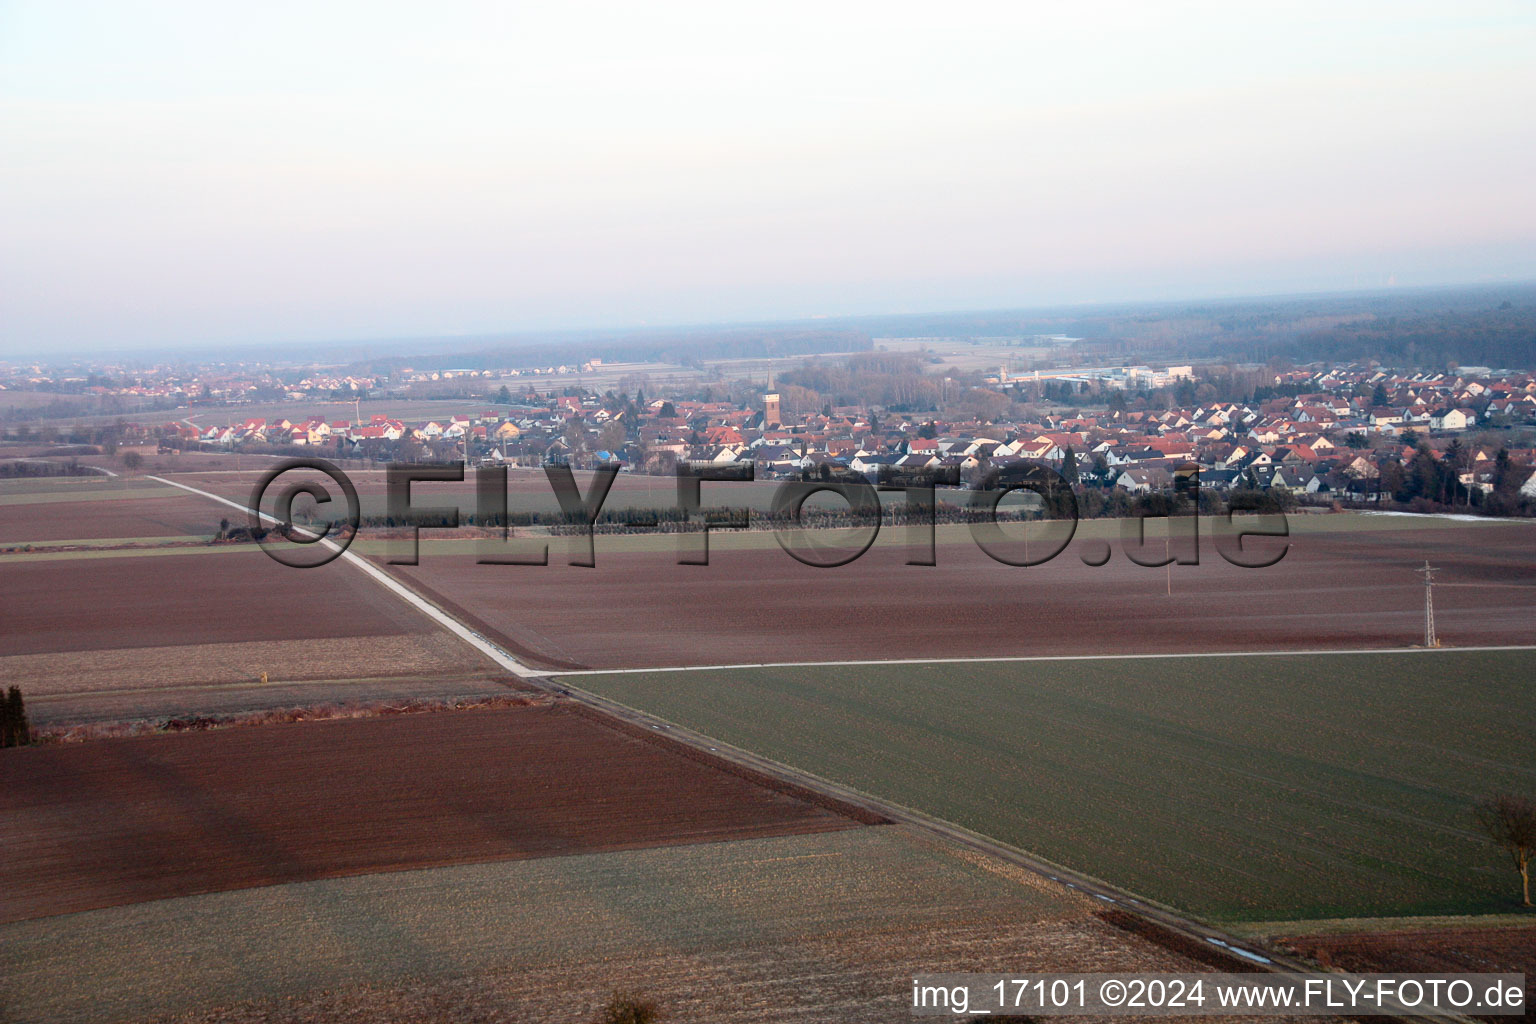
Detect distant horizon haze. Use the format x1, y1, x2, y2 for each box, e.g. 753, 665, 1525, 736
3, 274, 1536, 366
2, 1, 1534, 358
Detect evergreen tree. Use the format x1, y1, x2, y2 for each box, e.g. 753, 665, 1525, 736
1372, 382, 1390, 407
1445, 439, 1466, 503
1061, 446, 1078, 483
1404, 442, 1442, 502
15, 687, 29, 745
3, 686, 29, 747
1494, 448, 1517, 494
1091, 452, 1110, 485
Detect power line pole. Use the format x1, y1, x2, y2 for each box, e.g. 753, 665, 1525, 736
1416, 560, 1440, 648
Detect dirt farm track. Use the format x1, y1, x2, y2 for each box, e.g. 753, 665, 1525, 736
0, 703, 862, 924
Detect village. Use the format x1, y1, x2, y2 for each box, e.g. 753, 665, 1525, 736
139, 361, 1536, 512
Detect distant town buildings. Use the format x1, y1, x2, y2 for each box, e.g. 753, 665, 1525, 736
7, 357, 1536, 510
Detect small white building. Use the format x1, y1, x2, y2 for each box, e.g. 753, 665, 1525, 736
1430, 408, 1475, 432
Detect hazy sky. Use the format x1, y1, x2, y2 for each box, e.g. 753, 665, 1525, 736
2, 1, 1534, 355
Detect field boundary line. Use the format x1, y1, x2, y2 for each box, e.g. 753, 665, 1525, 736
553, 644, 1536, 676
146, 474, 541, 679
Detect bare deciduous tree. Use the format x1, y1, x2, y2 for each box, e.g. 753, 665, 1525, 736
563, 418, 589, 454
1475, 793, 1536, 907
596, 418, 626, 455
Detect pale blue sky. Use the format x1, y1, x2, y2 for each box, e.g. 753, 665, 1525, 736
2, 1, 1534, 354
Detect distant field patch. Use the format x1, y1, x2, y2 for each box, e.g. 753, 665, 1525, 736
0, 544, 252, 563
0, 549, 438, 657
0, 476, 118, 493
2, 631, 485, 705
570, 649, 1536, 921
0, 489, 218, 544
0, 483, 180, 506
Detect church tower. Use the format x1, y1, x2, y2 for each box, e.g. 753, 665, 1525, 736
763, 365, 781, 427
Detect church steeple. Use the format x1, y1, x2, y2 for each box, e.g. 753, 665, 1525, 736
763, 362, 781, 428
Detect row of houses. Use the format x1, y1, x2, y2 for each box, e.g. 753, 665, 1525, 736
163, 362, 1536, 502
174, 412, 529, 449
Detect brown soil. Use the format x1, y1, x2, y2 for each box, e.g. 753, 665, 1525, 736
0, 549, 439, 656
0, 704, 862, 924
385, 523, 1536, 669
0, 493, 218, 543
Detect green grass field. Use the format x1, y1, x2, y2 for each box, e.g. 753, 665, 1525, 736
569, 649, 1536, 922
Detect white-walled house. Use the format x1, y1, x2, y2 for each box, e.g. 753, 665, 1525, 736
1430, 408, 1475, 431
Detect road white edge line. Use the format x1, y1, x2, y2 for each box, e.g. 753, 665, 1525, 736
147, 474, 539, 679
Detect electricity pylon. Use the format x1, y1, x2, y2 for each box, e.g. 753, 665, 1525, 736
1416, 561, 1440, 648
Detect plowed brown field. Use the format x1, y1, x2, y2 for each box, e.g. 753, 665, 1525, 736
0, 704, 863, 924
386, 521, 1536, 669
1, 550, 437, 656
0, 493, 219, 542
